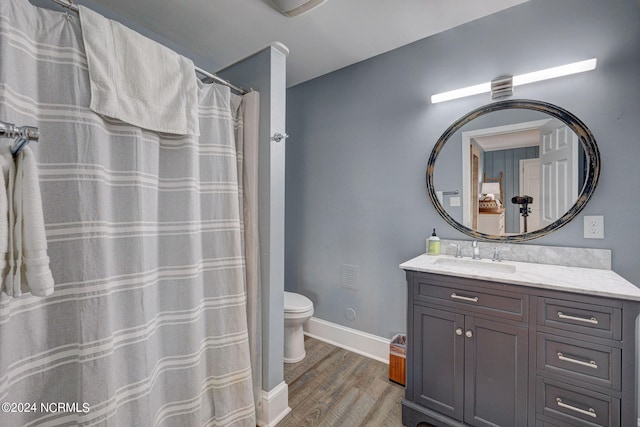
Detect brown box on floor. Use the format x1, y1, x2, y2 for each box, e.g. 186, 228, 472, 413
389, 334, 406, 386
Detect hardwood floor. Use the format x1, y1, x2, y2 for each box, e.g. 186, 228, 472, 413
280, 336, 406, 427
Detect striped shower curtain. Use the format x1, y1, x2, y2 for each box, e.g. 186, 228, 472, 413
0, 1, 259, 426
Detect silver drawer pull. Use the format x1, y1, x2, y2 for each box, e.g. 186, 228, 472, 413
450, 293, 479, 303
557, 311, 598, 325
556, 398, 597, 418
557, 352, 598, 369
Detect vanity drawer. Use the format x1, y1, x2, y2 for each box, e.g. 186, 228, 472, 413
537, 333, 621, 390
537, 377, 620, 426
538, 298, 621, 340
415, 277, 526, 321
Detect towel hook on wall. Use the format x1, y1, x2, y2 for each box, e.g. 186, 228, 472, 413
271, 132, 289, 143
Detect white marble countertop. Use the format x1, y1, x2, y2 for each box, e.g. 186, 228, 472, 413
400, 253, 640, 302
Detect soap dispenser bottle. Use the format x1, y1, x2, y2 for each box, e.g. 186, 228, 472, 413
428, 228, 440, 256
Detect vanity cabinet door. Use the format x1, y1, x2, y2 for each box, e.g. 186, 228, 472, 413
413, 305, 465, 421
412, 303, 528, 426
464, 317, 529, 427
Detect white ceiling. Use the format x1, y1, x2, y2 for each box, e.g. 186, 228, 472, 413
87, 0, 529, 87
474, 129, 540, 152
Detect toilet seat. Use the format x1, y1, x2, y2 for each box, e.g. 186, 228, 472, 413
283, 291, 314, 363
284, 291, 313, 313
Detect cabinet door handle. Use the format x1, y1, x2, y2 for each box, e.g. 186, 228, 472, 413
557, 311, 598, 325
556, 398, 597, 418
465, 330, 473, 338
557, 352, 598, 369
455, 328, 463, 336
450, 293, 479, 303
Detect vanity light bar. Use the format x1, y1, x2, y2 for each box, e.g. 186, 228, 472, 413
431, 58, 598, 104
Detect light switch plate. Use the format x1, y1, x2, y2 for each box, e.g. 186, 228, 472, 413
584, 215, 604, 239
450, 197, 461, 207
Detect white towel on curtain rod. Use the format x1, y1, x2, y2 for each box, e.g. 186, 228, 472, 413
79, 5, 200, 136
3, 146, 55, 297
0, 145, 54, 298
0, 148, 12, 289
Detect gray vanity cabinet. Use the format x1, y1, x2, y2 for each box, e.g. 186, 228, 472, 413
405, 272, 529, 426
402, 270, 640, 427
412, 305, 528, 426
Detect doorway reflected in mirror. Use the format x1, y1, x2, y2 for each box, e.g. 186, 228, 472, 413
426, 99, 599, 243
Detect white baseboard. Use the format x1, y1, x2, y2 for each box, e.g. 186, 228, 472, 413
304, 317, 390, 363
257, 381, 290, 427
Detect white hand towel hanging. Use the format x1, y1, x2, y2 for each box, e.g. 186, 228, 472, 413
7, 147, 54, 297
0, 147, 12, 289
79, 5, 200, 136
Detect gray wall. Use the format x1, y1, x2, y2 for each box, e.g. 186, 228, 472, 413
285, 0, 640, 339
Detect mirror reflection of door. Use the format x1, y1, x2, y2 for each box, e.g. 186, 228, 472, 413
519, 158, 541, 232
454, 109, 588, 235
470, 122, 542, 234
540, 119, 579, 227
471, 145, 480, 229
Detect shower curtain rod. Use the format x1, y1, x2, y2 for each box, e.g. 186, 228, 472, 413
0, 120, 40, 156
50, 0, 247, 94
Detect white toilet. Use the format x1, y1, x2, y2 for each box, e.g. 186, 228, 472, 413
284, 291, 314, 363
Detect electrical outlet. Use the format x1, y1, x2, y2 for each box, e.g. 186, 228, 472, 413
450, 196, 461, 207
583, 215, 604, 239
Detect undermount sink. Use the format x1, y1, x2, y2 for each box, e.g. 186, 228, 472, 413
433, 256, 517, 274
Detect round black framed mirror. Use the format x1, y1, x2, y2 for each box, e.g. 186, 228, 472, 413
426, 99, 600, 242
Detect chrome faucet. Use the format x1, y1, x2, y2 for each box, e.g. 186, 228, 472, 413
448, 243, 462, 258
492, 246, 511, 262
472, 240, 481, 260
